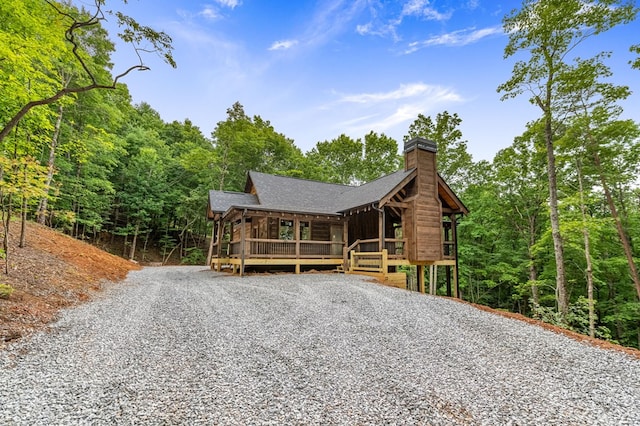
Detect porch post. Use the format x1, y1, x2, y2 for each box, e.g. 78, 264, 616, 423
240, 213, 246, 277
216, 219, 224, 272
294, 217, 300, 274
206, 219, 216, 268
452, 214, 459, 298
294, 217, 300, 257
444, 218, 452, 296
378, 207, 385, 251
342, 221, 349, 271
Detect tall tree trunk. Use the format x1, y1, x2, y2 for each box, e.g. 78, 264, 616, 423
123, 232, 129, 257
142, 231, 150, 262
591, 149, 640, 301
528, 217, 539, 306
129, 221, 139, 261
544, 113, 568, 316
37, 104, 64, 225
3, 194, 11, 275
19, 192, 27, 249
577, 161, 596, 338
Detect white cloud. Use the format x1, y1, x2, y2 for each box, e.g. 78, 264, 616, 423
199, 6, 222, 20
356, 0, 452, 42
330, 83, 463, 137
465, 0, 480, 10
338, 83, 458, 104
268, 39, 299, 51
403, 26, 503, 53
302, 0, 369, 47
402, 0, 452, 21
356, 23, 372, 35
194, 1, 242, 21
214, 0, 242, 9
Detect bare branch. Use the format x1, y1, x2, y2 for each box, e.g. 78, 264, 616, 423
0, 0, 174, 143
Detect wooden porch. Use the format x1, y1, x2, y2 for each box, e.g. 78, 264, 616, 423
210, 238, 345, 274
210, 234, 459, 296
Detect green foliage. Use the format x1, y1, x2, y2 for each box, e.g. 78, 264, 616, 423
211, 102, 304, 191
304, 131, 401, 185
404, 111, 473, 193
181, 247, 205, 265
0, 283, 14, 299
531, 297, 613, 340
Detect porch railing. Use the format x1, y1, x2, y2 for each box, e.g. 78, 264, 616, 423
348, 238, 406, 259
218, 238, 344, 258
350, 249, 388, 273
212, 237, 451, 261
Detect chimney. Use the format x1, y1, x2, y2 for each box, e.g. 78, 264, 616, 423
404, 137, 437, 171
403, 137, 442, 261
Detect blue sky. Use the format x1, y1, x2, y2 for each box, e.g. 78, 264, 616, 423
106, 0, 640, 161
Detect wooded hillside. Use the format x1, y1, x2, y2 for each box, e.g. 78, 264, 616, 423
1, 0, 639, 348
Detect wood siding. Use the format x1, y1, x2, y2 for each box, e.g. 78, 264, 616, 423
405, 142, 442, 262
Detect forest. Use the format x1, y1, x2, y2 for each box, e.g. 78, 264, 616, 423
1, 0, 639, 348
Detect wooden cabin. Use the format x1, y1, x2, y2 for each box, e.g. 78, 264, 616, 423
206, 137, 468, 295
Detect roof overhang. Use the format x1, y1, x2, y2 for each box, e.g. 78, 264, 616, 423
437, 175, 469, 215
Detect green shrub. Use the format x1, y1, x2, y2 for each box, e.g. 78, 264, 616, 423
181, 247, 206, 265
0, 283, 14, 299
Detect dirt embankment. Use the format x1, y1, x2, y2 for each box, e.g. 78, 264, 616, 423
0, 221, 140, 345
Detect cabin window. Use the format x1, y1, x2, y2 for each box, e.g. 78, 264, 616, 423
279, 219, 294, 240
300, 221, 310, 240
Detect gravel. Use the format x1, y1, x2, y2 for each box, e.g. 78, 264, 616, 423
1, 266, 639, 425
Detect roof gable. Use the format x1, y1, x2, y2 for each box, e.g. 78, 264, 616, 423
333, 169, 415, 212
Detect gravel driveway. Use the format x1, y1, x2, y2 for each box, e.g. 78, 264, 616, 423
1, 266, 639, 425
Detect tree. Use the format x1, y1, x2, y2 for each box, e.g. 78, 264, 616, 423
493, 124, 548, 307
404, 111, 473, 193
304, 134, 362, 185
358, 132, 402, 183
0, 0, 175, 143
631, 44, 640, 69
555, 50, 640, 300
211, 102, 305, 191
498, 0, 637, 316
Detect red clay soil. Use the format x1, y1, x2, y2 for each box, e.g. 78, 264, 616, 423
0, 221, 140, 346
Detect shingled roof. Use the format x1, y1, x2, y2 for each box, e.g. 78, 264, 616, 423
208, 191, 258, 214
208, 169, 416, 217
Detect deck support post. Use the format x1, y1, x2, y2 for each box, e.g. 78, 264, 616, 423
429, 265, 438, 295
452, 214, 459, 298
417, 265, 425, 293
